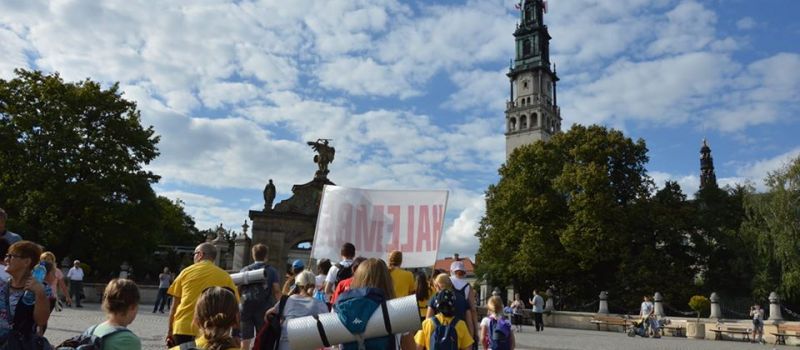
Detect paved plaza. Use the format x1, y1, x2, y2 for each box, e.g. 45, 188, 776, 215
43, 303, 794, 350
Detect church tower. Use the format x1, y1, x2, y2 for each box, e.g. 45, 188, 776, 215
505, 0, 561, 158
700, 139, 717, 189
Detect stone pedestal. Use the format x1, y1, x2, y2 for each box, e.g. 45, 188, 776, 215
687, 321, 705, 339
233, 235, 251, 271
654, 292, 665, 317
598, 291, 609, 314
709, 292, 722, 319
769, 292, 783, 321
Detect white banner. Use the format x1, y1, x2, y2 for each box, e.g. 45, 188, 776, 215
311, 186, 449, 268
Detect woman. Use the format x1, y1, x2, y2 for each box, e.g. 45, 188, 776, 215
173, 286, 240, 350
415, 271, 433, 321
510, 293, 524, 332
40, 251, 71, 309
343, 258, 397, 350
0, 241, 52, 343
267, 270, 328, 350
89, 279, 142, 349
425, 273, 454, 318
479, 296, 515, 350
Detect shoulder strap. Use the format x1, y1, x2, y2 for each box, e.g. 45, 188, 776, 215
456, 283, 469, 292
380, 299, 393, 335
312, 314, 331, 348
3, 282, 10, 323
277, 294, 289, 317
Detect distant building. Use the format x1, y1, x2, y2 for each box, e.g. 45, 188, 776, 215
505, 0, 562, 157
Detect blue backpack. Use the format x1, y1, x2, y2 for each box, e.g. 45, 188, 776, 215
452, 284, 470, 320
430, 316, 459, 350
55, 324, 131, 350
488, 316, 511, 350
331, 287, 395, 350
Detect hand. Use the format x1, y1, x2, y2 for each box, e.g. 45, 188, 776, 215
24, 277, 45, 296
264, 306, 278, 321
166, 335, 175, 347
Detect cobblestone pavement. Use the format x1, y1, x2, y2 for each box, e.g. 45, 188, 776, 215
44, 304, 794, 350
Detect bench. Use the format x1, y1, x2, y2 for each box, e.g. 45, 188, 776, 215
772, 324, 800, 345
661, 324, 686, 337
710, 328, 750, 341
590, 315, 630, 332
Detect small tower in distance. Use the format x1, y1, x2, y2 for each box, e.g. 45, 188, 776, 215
700, 138, 718, 190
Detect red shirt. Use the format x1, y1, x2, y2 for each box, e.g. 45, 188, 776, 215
331, 277, 354, 305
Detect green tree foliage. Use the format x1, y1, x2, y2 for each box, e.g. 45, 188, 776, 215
0, 70, 196, 278
742, 155, 800, 301
477, 125, 664, 306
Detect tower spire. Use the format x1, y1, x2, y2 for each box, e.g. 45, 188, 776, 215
700, 138, 717, 190
505, 0, 561, 157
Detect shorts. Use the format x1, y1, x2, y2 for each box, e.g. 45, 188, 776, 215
512, 314, 523, 324
753, 319, 763, 330
240, 300, 269, 339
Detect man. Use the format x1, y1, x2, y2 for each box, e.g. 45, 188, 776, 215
67, 259, 85, 307
450, 261, 478, 347
640, 295, 660, 338
0, 208, 22, 244
239, 244, 280, 350
530, 289, 545, 332
153, 267, 172, 313
166, 243, 239, 347
324, 242, 355, 297
388, 251, 415, 350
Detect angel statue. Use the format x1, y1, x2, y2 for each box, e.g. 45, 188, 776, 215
307, 139, 335, 178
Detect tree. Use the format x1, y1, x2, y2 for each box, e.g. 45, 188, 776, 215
742, 155, 800, 302
0, 69, 185, 278
476, 125, 656, 306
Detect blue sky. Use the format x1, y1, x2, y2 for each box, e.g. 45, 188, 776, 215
1, 0, 798, 260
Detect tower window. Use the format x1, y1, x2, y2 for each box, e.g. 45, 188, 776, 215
531, 113, 538, 127
522, 40, 531, 57
523, 81, 529, 89
520, 115, 528, 129
509, 117, 517, 132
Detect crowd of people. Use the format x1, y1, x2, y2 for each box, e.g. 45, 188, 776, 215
0, 206, 525, 350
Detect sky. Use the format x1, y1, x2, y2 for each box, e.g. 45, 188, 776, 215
1, 0, 798, 261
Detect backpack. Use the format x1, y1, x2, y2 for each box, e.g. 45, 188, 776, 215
429, 316, 459, 350
488, 316, 511, 350
452, 284, 469, 320
332, 287, 395, 350
252, 295, 289, 350
240, 263, 276, 307
334, 262, 353, 286
55, 324, 131, 350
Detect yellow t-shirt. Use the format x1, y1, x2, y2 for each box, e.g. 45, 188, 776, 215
389, 267, 415, 298
418, 286, 435, 318
169, 336, 241, 350
168, 260, 239, 336
414, 314, 474, 350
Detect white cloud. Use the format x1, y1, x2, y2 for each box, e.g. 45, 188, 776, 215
442, 192, 485, 258
734, 147, 800, 190
736, 17, 756, 30
445, 68, 508, 113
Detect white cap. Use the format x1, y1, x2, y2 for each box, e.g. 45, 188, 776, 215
450, 261, 466, 273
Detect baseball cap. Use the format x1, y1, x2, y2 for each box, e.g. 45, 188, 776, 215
450, 261, 465, 273
292, 259, 305, 270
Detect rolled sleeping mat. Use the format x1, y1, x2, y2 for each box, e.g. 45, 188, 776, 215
286, 295, 421, 349
230, 268, 265, 285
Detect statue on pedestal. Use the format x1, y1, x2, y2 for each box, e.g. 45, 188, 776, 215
263, 179, 276, 210
307, 139, 335, 179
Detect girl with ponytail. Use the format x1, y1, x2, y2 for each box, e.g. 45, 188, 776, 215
188, 287, 240, 350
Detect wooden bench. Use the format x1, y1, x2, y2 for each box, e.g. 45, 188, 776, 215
710, 327, 751, 341
590, 315, 630, 332
771, 324, 800, 345
661, 324, 686, 337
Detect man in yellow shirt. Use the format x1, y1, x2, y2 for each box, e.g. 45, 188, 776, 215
166, 243, 239, 347
415, 289, 474, 350
388, 250, 416, 349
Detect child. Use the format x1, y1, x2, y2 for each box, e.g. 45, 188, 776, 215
172, 286, 240, 350
92, 279, 142, 349
414, 289, 474, 350
480, 296, 514, 350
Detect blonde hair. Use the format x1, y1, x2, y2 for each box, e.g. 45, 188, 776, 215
294, 270, 316, 296
40, 251, 57, 264
350, 258, 395, 299
194, 287, 239, 350
487, 296, 505, 316
433, 273, 453, 291
102, 279, 140, 315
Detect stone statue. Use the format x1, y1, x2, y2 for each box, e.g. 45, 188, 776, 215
307, 139, 335, 178
263, 179, 276, 210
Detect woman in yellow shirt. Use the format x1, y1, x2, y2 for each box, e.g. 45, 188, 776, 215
415, 271, 433, 320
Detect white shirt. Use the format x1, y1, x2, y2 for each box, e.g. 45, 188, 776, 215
324, 259, 352, 284
450, 276, 471, 298
640, 301, 654, 317
0, 264, 10, 282
67, 266, 84, 281
532, 294, 544, 313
